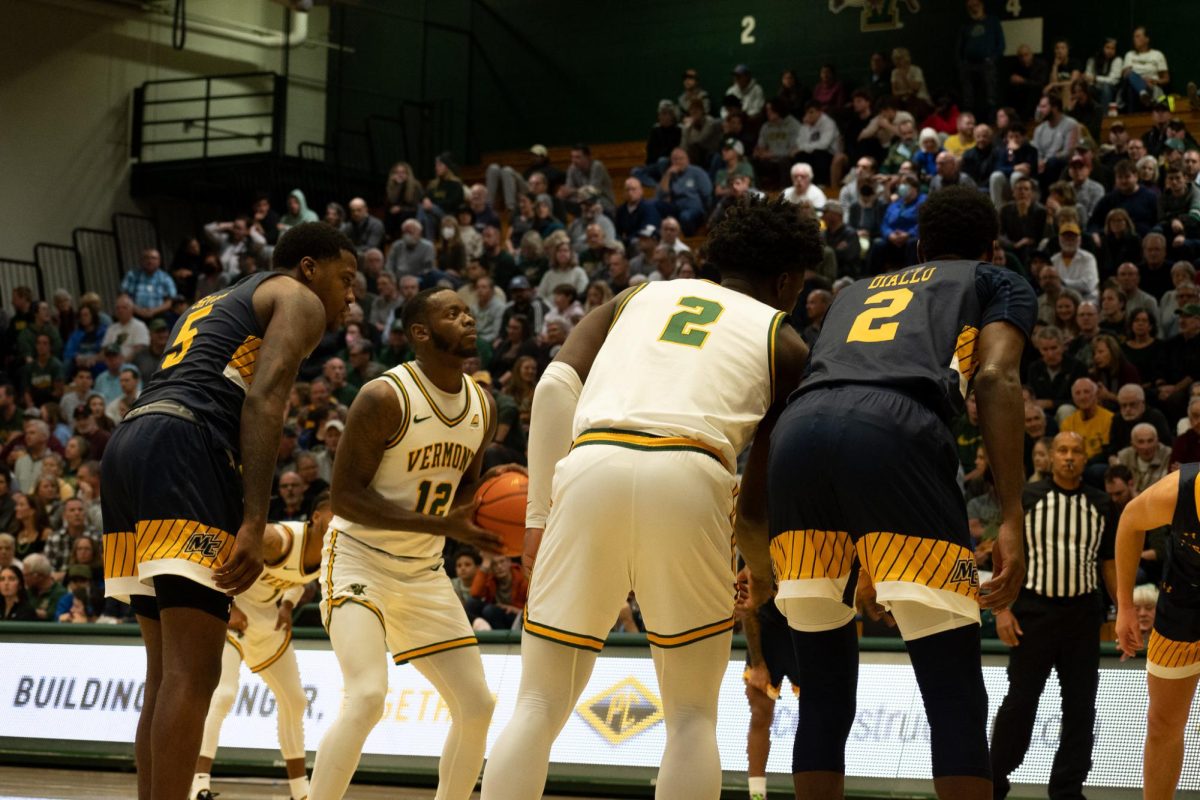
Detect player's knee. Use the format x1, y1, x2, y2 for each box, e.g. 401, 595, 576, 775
746, 689, 775, 725
345, 682, 387, 725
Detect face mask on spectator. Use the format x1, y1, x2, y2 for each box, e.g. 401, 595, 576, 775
897, 183, 912, 199
403, 233, 418, 246
441, 227, 455, 240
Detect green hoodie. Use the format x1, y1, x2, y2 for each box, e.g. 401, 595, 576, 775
279, 188, 319, 229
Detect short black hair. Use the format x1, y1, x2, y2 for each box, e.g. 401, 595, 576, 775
455, 546, 482, 565
705, 197, 823, 277
1104, 464, 1134, 484
401, 287, 455, 336
1006, 122, 1026, 137
312, 490, 331, 510
272, 222, 355, 270
571, 143, 591, 156
1046, 93, 1064, 111
917, 185, 998, 260
803, 99, 823, 114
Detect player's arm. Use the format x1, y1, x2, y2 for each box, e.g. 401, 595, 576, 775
973, 319, 1028, 611
736, 324, 808, 610
330, 381, 502, 549
215, 282, 327, 595
523, 288, 633, 576
1114, 473, 1177, 657
450, 390, 499, 507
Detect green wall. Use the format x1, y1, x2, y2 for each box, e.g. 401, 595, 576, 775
326, 0, 1200, 173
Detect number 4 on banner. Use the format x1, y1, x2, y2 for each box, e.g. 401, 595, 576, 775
1006, 0, 1021, 15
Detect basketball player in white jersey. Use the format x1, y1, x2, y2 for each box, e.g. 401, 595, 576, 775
309, 288, 503, 800
480, 200, 823, 800
192, 493, 332, 800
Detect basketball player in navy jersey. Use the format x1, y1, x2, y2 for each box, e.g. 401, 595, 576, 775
102, 222, 357, 800
767, 186, 1037, 800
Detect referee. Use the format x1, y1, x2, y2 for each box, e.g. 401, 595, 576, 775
990, 431, 1116, 799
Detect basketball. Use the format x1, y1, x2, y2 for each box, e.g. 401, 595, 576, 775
474, 471, 529, 557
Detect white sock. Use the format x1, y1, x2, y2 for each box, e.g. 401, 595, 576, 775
289, 774, 310, 799
748, 775, 767, 798
191, 773, 211, 797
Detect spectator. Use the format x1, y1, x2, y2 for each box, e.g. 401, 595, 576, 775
541, 285, 585, 337
1137, 156, 1161, 193
277, 189, 318, 235
532, 194, 566, 239
849, 179, 886, 242
378, 321, 412, 368
1185, 149, 1200, 188
615, 178, 662, 250
998, 175, 1048, 267
62, 304, 107, 379
1061, 378, 1113, 459
781, 162, 827, 209
794, 101, 840, 185
383, 161, 425, 237
422, 151, 466, 222
1138, 232, 1173, 300
632, 100, 682, 187
93, 348, 125, 405
101, 365, 139, 424
1097, 210, 1144, 277
341, 197, 385, 255
0, 564, 34, 621
889, 47, 930, 109
44, 497, 98, 578
654, 148, 713, 236
269, 471, 307, 522
880, 118, 919, 176
311, 419, 344, 486
1098, 287, 1129, 337
1117, 423, 1171, 491
912, 127, 942, 181
454, 205, 484, 260
1090, 333, 1140, 407
1028, 326, 1086, 416
991, 431, 1114, 800
13, 495, 51, 560
70, 404, 109, 462
868, 174, 923, 274
725, 64, 765, 119
1171, 397, 1200, 466
678, 67, 710, 117
929, 151, 975, 193
451, 548, 482, 615
921, 94, 960, 138
468, 554, 527, 631
1107, 382, 1173, 458
1157, 303, 1200, 417
1070, 300, 1103, 366
13, 419, 51, 493
486, 145, 561, 214
558, 144, 615, 214
61, 435, 88, 488
1085, 37, 1124, 109
1051, 219, 1099, 302
1159, 166, 1200, 244
960, 124, 998, 186
59, 371, 93, 428
120, 248, 176, 322
942, 112, 977, 158
656, 217, 690, 256
15, 301, 60, 365
469, 275, 506, 345
386, 219, 436, 279
752, 98, 801, 187
857, 96, 915, 156
536, 240, 589, 304
131, 319, 169, 383
1007, 43, 1048, 119
584, 281, 614, 314
320, 357, 354, 407
1066, 79, 1103, 144
1043, 38, 1083, 101
490, 314, 539, 381
566, 193, 616, 254
680, 98, 723, 167
1065, 153, 1106, 223
367, 273, 402, 334
838, 155, 880, 208
713, 138, 756, 200
1088, 161, 1158, 241
100, 294, 149, 361
203, 216, 264, 280
501, 278, 548, 338
988, 122, 1038, 208
801, 289, 832, 347
0, 529, 16, 566
958, 0, 1004, 117
810, 64, 843, 110
20, 334, 64, 408
1034, 263, 1063, 324
1122, 26, 1170, 107
866, 51, 891, 99
54, 565, 94, 623
821, 203, 861, 277
1032, 94, 1081, 195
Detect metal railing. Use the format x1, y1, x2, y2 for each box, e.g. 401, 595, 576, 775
33, 243, 84, 300
132, 71, 286, 162
0, 259, 41, 309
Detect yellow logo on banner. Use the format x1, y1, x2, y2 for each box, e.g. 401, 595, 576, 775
576, 677, 664, 745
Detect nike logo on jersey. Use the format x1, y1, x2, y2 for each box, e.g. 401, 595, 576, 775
414, 415, 431, 423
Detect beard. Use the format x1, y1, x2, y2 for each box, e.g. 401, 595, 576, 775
431, 328, 477, 358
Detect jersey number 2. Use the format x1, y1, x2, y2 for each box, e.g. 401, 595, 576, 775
415, 480, 452, 516
659, 297, 725, 348
161, 305, 214, 369
846, 288, 913, 343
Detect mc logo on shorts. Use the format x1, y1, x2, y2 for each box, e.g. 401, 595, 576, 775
949, 557, 980, 588
576, 677, 664, 745
182, 532, 223, 559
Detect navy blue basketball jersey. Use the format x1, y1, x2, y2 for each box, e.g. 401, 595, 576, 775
798, 261, 1036, 422
133, 272, 283, 457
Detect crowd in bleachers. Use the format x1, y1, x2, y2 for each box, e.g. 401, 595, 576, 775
0, 5, 1194, 648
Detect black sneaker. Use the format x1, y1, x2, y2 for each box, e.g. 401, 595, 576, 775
196, 790, 219, 800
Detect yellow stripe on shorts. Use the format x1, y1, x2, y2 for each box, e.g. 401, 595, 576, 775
523, 610, 605, 652
572, 428, 728, 469
249, 630, 293, 674
772, 529, 856, 582
645, 617, 735, 648
856, 532, 979, 601
1148, 630, 1200, 670
392, 635, 478, 665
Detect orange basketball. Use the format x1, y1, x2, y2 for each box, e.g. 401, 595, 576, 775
474, 472, 529, 557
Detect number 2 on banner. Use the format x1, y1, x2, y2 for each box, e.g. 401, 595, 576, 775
740, 16, 756, 44
846, 288, 914, 343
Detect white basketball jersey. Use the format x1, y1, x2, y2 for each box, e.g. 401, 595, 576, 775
241, 520, 318, 606
575, 279, 786, 471
329, 361, 490, 558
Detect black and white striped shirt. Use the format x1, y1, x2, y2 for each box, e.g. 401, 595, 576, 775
1021, 479, 1115, 598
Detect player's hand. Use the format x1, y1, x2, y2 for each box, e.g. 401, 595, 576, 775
737, 569, 775, 615
229, 604, 248, 633
744, 663, 772, 695
523, 527, 544, 582
275, 601, 294, 633
855, 571, 895, 627
733, 568, 753, 619
995, 608, 1023, 647
480, 463, 528, 482
445, 503, 503, 553
980, 519, 1025, 610
214, 525, 265, 596
1115, 604, 1143, 660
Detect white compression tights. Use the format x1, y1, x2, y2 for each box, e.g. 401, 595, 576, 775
480, 632, 731, 800
309, 603, 494, 800
199, 640, 308, 761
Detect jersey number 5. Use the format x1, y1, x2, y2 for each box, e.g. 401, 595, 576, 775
161, 305, 214, 369
659, 296, 725, 348
846, 288, 914, 343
